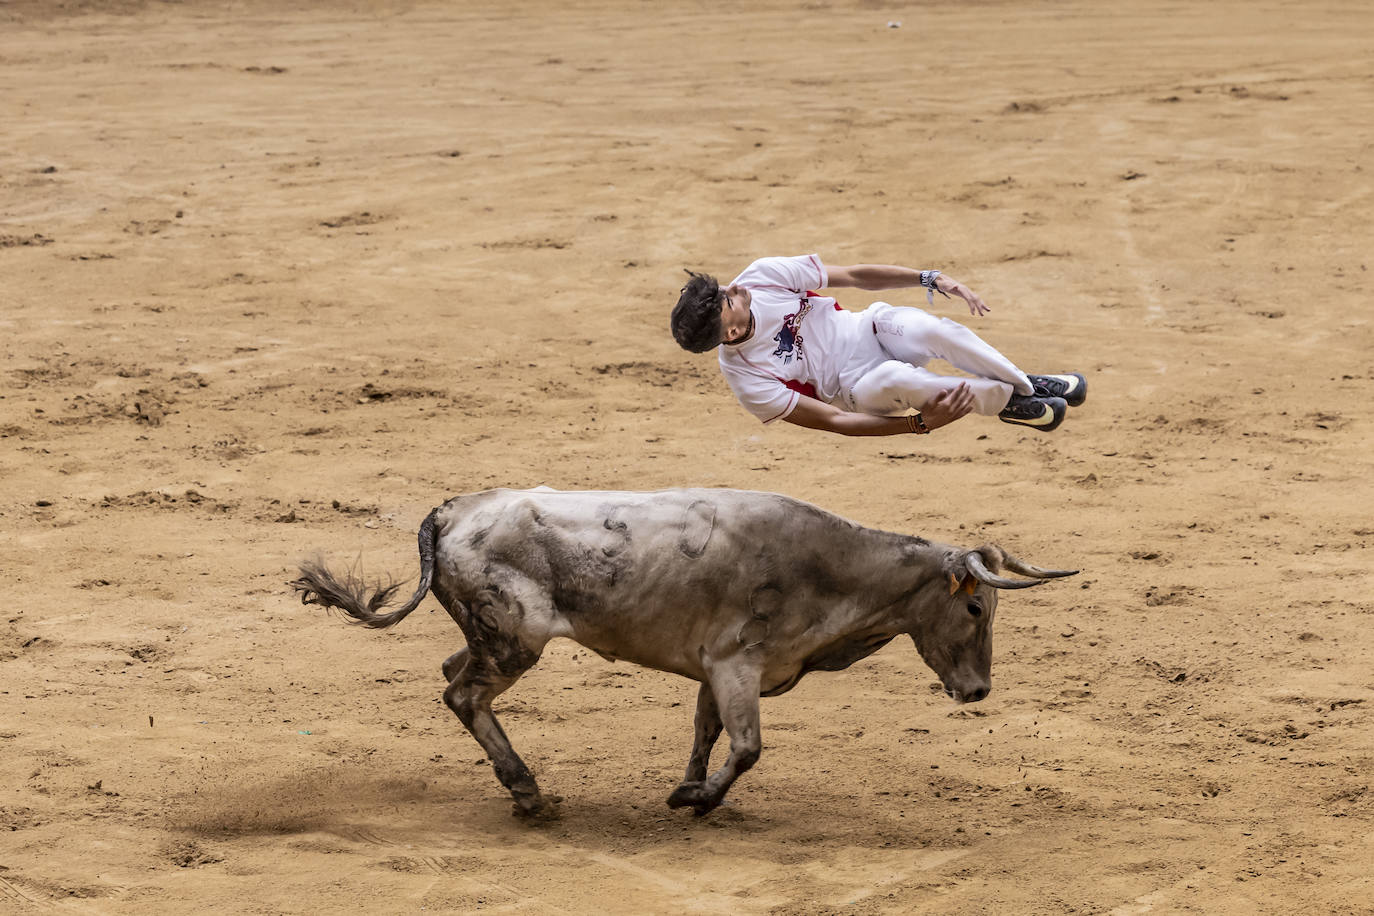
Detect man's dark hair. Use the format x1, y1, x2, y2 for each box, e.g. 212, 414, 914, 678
670, 270, 724, 353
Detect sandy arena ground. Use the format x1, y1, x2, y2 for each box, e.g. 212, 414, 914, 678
2, 0, 1372, 912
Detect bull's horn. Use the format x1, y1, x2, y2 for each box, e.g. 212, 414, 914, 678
1000, 553, 1079, 580
965, 551, 1046, 589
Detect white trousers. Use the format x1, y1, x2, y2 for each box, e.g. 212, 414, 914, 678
839, 305, 1034, 417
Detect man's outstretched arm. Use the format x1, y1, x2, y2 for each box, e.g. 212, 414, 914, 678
783, 382, 976, 437
825, 263, 991, 317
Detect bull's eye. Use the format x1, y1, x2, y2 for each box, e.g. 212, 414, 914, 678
966, 602, 982, 617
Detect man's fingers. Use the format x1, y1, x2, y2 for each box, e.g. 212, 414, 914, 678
951, 284, 991, 317
954, 384, 975, 415
924, 383, 975, 425
935, 382, 968, 405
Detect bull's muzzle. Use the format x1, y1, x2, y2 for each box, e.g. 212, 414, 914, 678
945, 683, 990, 704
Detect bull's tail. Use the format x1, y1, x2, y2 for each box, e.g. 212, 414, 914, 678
290, 508, 440, 629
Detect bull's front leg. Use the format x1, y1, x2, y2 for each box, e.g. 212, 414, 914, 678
666, 658, 761, 816
670, 682, 723, 799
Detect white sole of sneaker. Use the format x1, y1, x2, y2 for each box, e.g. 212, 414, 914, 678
1000, 396, 1067, 432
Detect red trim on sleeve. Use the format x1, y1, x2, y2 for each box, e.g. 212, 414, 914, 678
807, 254, 824, 288
762, 390, 799, 424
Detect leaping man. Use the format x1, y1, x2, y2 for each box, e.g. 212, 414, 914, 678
670, 254, 1085, 437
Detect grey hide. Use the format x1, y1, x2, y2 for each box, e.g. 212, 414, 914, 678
291, 487, 1077, 818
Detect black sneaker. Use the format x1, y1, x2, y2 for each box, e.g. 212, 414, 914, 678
999, 394, 1067, 432
1028, 372, 1086, 406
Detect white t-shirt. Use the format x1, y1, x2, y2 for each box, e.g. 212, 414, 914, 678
717, 254, 870, 423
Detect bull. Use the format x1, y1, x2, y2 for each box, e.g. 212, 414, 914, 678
291, 487, 1076, 817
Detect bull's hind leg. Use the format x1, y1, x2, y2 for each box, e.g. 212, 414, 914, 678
441, 647, 468, 682
444, 652, 552, 818
666, 659, 761, 816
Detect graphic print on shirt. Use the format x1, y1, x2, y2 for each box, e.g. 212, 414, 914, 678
771, 297, 813, 364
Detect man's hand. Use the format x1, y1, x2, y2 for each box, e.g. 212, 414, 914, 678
920, 382, 976, 429
935, 275, 991, 317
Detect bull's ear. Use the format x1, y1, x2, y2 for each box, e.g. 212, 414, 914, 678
948, 547, 1005, 594
948, 572, 978, 596
944, 550, 971, 595
945, 549, 978, 598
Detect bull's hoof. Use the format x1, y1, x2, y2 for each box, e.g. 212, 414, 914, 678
509, 781, 561, 822
666, 782, 719, 816
666, 781, 701, 808
511, 793, 561, 822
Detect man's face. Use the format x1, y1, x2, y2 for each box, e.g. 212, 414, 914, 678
719, 285, 754, 345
